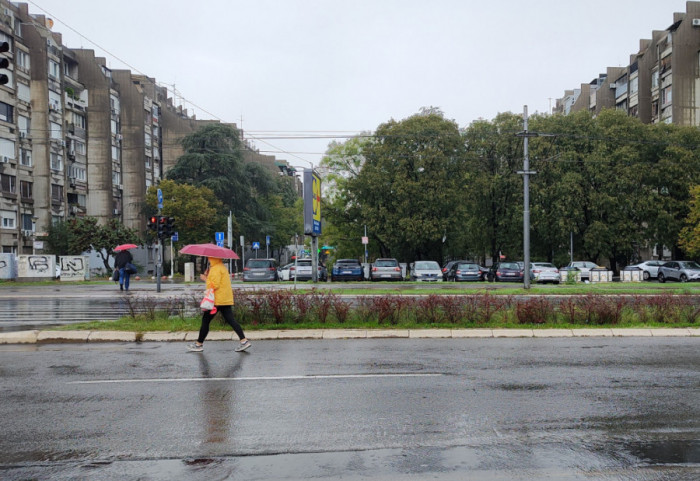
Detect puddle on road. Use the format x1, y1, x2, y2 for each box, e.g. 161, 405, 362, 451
627, 440, 700, 465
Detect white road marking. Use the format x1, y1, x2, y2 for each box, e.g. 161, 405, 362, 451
69, 373, 444, 385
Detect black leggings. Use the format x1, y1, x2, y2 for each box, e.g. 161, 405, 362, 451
197, 305, 246, 343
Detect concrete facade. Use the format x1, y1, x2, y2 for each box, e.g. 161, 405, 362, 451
556, 1, 700, 129
0, 0, 295, 256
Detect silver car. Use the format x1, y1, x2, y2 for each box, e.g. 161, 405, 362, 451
628, 260, 664, 281
370, 258, 403, 281
657, 261, 700, 283
531, 262, 560, 284
410, 261, 443, 282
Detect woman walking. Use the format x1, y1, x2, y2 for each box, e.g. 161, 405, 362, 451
187, 257, 251, 353
114, 249, 133, 291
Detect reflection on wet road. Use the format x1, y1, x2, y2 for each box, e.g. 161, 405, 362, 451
0, 337, 698, 479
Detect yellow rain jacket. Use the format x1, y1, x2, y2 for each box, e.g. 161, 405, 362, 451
206, 257, 233, 306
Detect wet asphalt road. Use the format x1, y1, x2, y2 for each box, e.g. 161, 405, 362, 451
0, 337, 698, 480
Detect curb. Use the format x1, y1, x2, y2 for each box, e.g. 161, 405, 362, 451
1, 328, 698, 345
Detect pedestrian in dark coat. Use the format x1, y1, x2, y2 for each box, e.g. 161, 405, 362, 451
114, 250, 133, 291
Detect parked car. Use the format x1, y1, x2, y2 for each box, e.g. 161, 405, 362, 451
279, 262, 293, 281
627, 260, 664, 281
487, 261, 525, 282
410, 260, 443, 282
370, 258, 403, 281
657, 260, 700, 283
447, 262, 484, 282
290, 258, 326, 281
331, 259, 364, 282
531, 262, 560, 284
565, 261, 603, 281
442, 260, 487, 281
242, 258, 279, 282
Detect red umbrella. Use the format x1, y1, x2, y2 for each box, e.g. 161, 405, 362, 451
180, 243, 240, 259
114, 243, 138, 252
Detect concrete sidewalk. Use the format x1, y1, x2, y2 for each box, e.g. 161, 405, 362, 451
1, 328, 699, 344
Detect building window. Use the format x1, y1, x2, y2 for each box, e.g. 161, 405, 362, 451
111, 145, 119, 161
651, 70, 659, 89
145, 132, 152, 147
70, 164, 86, 182
0, 101, 13, 122
16, 49, 29, 70
50, 121, 61, 139
74, 140, 86, 155
21, 213, 34, 231
18, 114, 29, 136
112, 171, 121, 186
72, 112, 86, 129
629, 76, 638, 95
0, 138, 14, 160
20, 180, 32, 199
0, 210, 16, 229
662, 86, 672, 106
16, 82, 30, 102
51, 183, 63, 203
48, 59, 60, 79
50, 152, 63, 171
20, 148, 31, 167
145, 156, 152, 169
1, 173, 16, 193
49, 90, 61, 112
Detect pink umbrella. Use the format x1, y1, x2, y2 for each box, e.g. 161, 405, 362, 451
114, 243, 138, 252
179, 243, 240, 259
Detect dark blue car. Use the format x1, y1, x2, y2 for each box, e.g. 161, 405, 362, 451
331, 259, 364, 282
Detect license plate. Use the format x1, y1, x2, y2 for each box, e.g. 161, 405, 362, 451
343, 270, 352, 274
381, 274, 391, 278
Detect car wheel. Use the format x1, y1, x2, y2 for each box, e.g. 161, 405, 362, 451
658, 273, 665, 283
680, 274, 688, 282
643, 271, 650, 281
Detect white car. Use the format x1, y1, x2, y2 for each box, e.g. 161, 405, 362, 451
566, 261, 602, 281
279, 263, 293, 281
531, 262, 560, 284
628, 260, 664, 281
657, 261, 700, 283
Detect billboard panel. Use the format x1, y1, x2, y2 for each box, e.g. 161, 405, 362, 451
303, 169, 322, 236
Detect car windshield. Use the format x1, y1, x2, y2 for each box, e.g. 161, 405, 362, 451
457, 263, 478, 270
680, 261, 700, 269
247, 260, 272, 268
375, 259, 398, 267
337, 260, 360, 266
501, 263, 520, 269
415, 261, 440, 270
297, 260, 312, 266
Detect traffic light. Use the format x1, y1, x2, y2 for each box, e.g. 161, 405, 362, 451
0, 41, 10, 86
157, 216, 167, 238
147, 215, 159, 232
165, 217, 175, 238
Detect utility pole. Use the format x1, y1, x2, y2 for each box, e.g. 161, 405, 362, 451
516, 106, 537, 290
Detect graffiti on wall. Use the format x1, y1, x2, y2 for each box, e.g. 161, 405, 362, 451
18, 255, 56, 278
60, 256, 89, 281
0, 253, 16, 279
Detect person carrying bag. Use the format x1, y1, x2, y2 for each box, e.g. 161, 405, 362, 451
187, 257, 251, 353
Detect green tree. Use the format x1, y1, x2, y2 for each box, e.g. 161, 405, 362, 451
461, 113, 524, 264
679, 185, 700, 258
166, 123, 280, 239
342, 111, 465, 262
144, 179, 225, 246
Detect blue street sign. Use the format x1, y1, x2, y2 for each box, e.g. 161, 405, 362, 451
171, 232, 178, 242
215, 232, 224, 247
157, 188, 163, 210
252, 241, 260, 250
266, 235, 271, 245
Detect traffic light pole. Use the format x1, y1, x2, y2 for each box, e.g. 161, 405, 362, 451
156, 211, 162, 293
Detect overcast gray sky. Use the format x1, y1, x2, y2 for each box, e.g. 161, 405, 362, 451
29, 0, 691, 168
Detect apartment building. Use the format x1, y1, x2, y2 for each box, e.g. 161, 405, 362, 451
0, 1, 294, 255
555, 2, 700, 127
